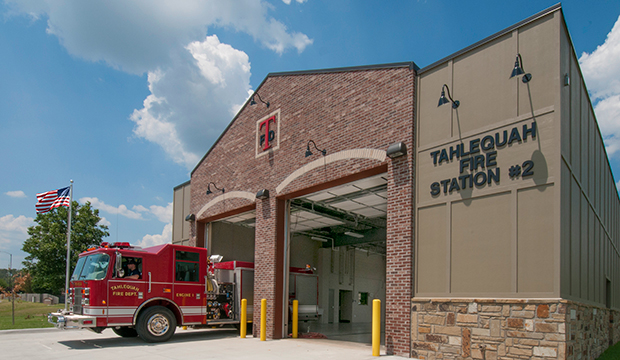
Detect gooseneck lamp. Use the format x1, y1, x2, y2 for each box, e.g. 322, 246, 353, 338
250, 92, 270, 108
438, 84, 460, 109
510, 54, 532, 83
206, 182, 225, 195
305, 140, 327, 157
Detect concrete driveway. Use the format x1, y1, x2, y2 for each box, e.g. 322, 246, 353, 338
0, 327, 409, 360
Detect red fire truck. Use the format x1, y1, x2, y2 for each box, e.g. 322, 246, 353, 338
48, 242, 255, 342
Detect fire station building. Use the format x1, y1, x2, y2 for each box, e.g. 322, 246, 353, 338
172, 4, 620, 359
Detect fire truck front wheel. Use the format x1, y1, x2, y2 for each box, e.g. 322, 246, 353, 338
136, 306, 177, 342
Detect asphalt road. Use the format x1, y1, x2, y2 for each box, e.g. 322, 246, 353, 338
0, 327, 408, 360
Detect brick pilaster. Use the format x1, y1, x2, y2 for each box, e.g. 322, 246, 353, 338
385, 148, 414, 356
253, 196, 279, 339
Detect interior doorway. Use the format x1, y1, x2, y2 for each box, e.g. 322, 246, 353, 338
328, 289, 335, 323
339, 290, 353, 323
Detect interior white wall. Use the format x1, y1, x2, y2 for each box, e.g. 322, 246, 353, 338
210, 221, 255, 263
317, 247, 386, 324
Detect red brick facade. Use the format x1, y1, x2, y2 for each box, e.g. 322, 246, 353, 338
190, 64, 415, 356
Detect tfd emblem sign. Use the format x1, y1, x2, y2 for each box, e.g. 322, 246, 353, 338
255, 110, 280, 158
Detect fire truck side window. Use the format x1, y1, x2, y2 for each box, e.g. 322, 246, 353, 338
117, 257, 142, 279
175, 251, 199, 282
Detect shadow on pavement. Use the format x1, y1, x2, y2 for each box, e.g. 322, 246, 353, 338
58, 328, 240, 349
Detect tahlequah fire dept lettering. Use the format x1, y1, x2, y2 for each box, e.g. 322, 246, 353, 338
111, 284, 140, 297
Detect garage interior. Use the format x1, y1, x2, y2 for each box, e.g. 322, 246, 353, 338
204, 173, 388, 343
287, 173, 388, 343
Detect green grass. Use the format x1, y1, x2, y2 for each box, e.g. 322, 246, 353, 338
0, 299, 56, 330
598, 341, 620, 360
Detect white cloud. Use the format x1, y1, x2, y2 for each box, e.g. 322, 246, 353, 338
592, 94, 620, 156
149, 203, 173, 223
0, 214, 33, 253
0, 215, 33, 268
5, 1, 312, 169
80, 197, 144, 220
5, 1, 311, 73
80, 197, 171, 223
282, 0, 307, 4
132, 205, 149, 213
0, 215, 33, 236
129, 35, 251, 169
5, 191, 26, 198
136, 223, 172, 248
580, 15, 620, 156
98, 217, 111, 227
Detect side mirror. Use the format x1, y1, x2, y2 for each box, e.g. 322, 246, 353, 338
115, 252, 125, 278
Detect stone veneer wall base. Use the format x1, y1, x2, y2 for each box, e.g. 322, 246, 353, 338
411, 298, 620, 360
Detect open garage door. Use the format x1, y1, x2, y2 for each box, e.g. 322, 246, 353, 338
208, 211, 256, 263
286, 174, 387, 343
207, 211, 256, 324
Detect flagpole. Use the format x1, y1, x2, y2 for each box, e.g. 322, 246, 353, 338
64, 180, 73, 312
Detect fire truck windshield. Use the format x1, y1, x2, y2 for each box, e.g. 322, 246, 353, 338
71, 253, 110, 281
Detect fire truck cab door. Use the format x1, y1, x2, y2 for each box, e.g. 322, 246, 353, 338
173, 249, 205, 324
107, 257, 146, 326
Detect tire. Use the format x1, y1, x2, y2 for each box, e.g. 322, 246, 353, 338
136, 306, 177, 343
112, 326, 138, 338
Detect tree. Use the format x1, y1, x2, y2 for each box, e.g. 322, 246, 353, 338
0, 269, 10, 287
0, 271, 30, 295
22, 201, 109, 295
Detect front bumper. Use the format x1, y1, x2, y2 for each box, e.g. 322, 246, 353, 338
48, 311, 97, 329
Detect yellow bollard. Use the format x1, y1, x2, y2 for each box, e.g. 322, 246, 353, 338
372, 299, 381, 356
292, 300, 299, 338
260, 298, 267, 341
240, 298, 247, 338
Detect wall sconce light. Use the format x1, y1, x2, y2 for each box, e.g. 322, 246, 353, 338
438, 84, 460, 109
305, 140, 326, 157
250, 92, 270, 108
256, 189, 270, 200
185, 214, 195, 222
206, 182, 225, 195
510, 54, 532, 83
386, 142, 407, 159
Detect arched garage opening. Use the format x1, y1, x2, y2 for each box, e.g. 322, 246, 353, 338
285, 173, 387, 343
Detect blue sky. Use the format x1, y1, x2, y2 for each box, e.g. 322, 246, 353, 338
1, 0, 620, 269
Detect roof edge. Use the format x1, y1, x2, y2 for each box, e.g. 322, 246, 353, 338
268, 61, 418, 77
418, 3, 562, 74
173, 180, 191, 190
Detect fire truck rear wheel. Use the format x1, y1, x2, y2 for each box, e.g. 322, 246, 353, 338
112, 326, 138, 338
136, 306, 177, 342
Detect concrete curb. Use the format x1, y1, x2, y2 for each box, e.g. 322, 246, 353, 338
0, 327, 59, 335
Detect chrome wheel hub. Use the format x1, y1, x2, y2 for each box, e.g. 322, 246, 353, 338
147, 314, 169, 336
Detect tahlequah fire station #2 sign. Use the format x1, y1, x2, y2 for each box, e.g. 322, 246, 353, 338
429, 122, 537, 196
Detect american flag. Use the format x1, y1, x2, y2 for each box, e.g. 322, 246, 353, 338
36, 186, 71, 214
